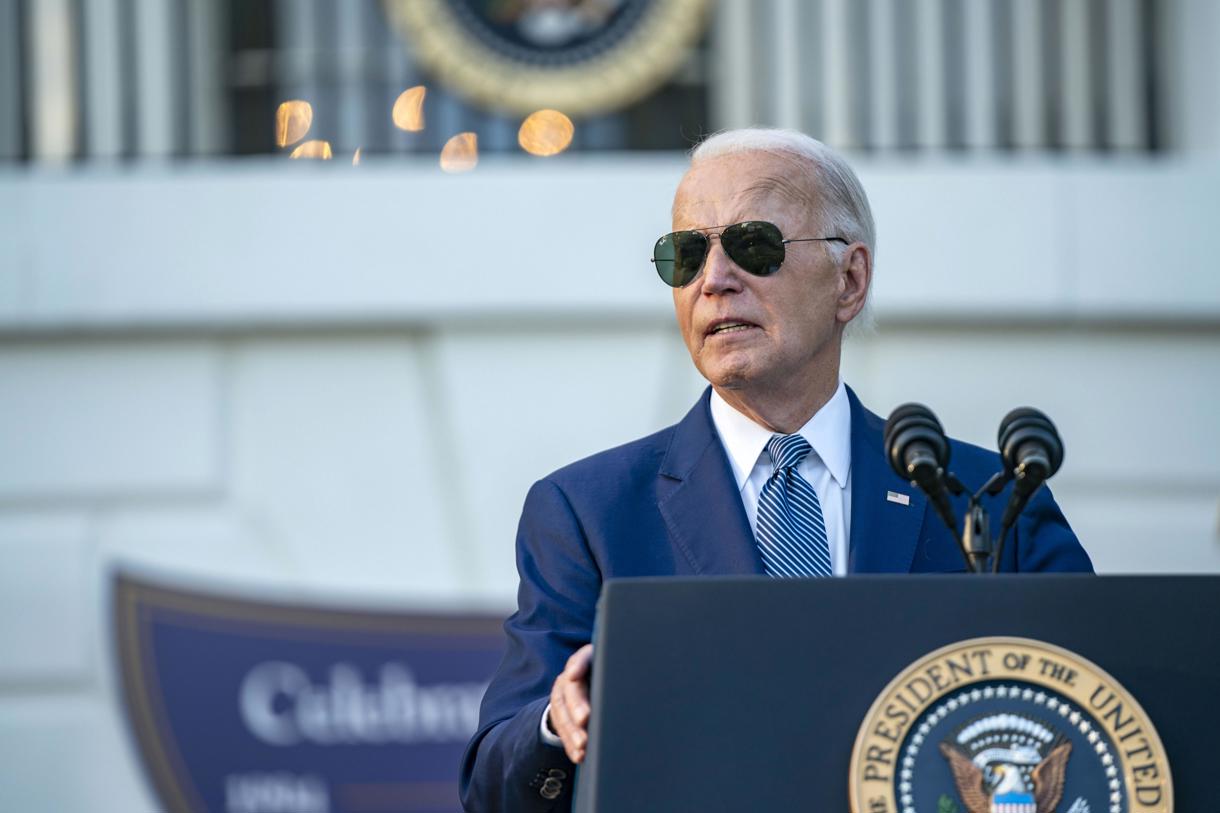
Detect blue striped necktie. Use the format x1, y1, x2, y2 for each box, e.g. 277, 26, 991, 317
755, 434, 833, 578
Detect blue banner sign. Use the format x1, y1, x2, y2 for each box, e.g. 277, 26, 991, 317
113, 573, 504, 813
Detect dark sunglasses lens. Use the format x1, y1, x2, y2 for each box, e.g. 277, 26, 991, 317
653, 231, 708, 287
722, 221, 785, 276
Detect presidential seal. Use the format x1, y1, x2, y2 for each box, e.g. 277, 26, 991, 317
849, 637, 1172, 813
384, 0, 710, 115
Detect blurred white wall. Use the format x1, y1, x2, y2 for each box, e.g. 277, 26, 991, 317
1, 153, 1218, 810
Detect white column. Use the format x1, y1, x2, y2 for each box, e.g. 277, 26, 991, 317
1059, 0, 1094, 150
1105, 0, 1146, 150
82, 0, 124, 159
868, 0, 899, 150
185, 0, 227, 156
711, 0, 755, 129
133, 0, 177, 157
336, 0, 368, 152
915, 0, 946, 149
383, 5, 414, 151
1162, 0, 1220, 154
962, 0, 995, 149
1011, 0, 1044, 150
773, 0, 803, 130
25, 0, 78, 162
822, 0, 854, 147
277, 0, 319, 105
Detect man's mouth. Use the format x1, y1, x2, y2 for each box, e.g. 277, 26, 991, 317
707, 320, 758, 336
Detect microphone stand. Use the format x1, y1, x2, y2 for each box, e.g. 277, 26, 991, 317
942, 472, 1010, 574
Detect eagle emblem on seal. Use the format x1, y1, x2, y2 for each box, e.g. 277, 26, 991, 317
939, 713, 1072, 813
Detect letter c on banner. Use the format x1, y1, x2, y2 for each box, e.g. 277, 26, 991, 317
240, 661, 309, 746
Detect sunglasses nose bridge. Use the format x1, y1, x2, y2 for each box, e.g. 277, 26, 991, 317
698, 233, 747, 290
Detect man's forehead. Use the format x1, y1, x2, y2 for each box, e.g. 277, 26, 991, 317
672, 171, 816, 225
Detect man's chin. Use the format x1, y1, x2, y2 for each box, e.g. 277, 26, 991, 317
701, 363, 756, 392
696, 343, 780, 389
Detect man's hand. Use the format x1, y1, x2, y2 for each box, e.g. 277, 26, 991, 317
547, 644, 593, 763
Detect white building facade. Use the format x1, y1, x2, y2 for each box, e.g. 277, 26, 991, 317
2, 1, 1219, 809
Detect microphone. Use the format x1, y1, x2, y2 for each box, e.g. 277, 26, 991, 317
884, 404, 957, 532
996, 407, 1064, 530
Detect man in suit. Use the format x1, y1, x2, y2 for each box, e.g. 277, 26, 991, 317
459, 129, 1092, 812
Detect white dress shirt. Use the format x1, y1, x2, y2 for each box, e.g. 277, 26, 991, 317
709, 381, 853, 576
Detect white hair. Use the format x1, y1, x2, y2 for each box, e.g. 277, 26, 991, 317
690, 128, 877, 333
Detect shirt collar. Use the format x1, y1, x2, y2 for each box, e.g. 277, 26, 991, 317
709, 381, 852, 492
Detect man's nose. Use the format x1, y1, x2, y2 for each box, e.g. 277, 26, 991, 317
698, 240, 744, 294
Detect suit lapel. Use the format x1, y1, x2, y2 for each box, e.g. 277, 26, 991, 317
657, 389, 764, 576
847, 387, 928, 573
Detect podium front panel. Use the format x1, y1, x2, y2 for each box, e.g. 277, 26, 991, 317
575, 575, 1217, 812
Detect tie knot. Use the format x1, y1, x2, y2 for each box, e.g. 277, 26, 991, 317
767, 433, 812, 473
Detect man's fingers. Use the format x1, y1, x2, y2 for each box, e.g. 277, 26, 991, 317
549, 676, 584, 760
550, 696, 584, 762
566, 643, 594, 676
562, 644, 593, 727
562, 676, 590, 728
549, 644, 594, 763
557, 669, 589, 744
549, 688, 574, 734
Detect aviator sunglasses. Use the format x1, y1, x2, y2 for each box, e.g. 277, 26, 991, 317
652, 220, 848, 288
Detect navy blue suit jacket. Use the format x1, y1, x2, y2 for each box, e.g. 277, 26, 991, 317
459, 387, 1092, 811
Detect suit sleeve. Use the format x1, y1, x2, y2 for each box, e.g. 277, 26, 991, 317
459, 478, 603, 812
1011, 484, 1094, 573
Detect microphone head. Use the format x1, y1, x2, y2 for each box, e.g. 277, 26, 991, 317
997, 407, 1064, 479
884, 403, 950, 481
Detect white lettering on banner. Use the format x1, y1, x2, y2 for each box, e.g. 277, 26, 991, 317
239, 661, 488, 747
225, 772, 328, 813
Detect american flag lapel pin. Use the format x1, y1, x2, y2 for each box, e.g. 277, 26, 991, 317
886, 490, 910, 506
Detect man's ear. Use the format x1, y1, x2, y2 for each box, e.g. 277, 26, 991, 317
835, 243, 871, 324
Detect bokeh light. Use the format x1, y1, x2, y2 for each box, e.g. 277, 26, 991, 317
392, 86, 427, 132
275, 100, 313, 148
440, 133, 478, 173
289, 140, 333, 160
352, 147, 362, 166
518, 110, 575, 157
